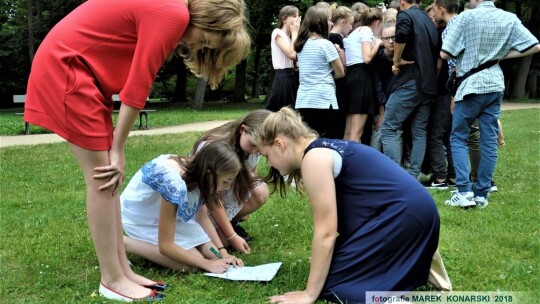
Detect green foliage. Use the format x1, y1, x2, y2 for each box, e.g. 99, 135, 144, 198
0, 109, 539, 303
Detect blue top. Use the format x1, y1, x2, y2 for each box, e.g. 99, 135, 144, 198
304, 138, 440, 304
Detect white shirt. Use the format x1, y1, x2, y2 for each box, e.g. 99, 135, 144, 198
344, 27, 374, 66
271, 28, 294, 69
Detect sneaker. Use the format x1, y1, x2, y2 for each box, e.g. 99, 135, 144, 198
426, 179, 449, 190
231, 221, 253, 242
447, 178, 456, 187
474, 196, 489, 208
489, 180, 498, 193
445, 191, 476, 208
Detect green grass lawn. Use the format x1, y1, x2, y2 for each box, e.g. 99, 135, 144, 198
0, 100, 265, 136
0, 109, 538, 303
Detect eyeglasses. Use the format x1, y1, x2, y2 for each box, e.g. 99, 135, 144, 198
382, 35, 395, 42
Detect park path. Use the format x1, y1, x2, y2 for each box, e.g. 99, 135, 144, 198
1, 102, 538, 148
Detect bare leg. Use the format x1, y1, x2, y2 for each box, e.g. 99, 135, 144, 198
114, 195, 155, 285
68, 143, 151, 298
233, 182, 269, 220
344, 114, 369, 142
124, 236, 200, 272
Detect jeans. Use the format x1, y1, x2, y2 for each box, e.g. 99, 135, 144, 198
381, 80, 433, 178
450, 92, 502, 198
426, 94, 453, 180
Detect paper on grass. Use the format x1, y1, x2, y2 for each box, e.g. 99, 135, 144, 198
204, 262, 282, 281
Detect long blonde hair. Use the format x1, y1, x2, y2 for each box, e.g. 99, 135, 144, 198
253, 107, 317, 197
179, 0, 251, 89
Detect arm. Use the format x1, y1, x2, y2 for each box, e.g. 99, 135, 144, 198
93, 103, 139, 194
196, 204, 245, 265
276, 35, 297, 60
302, 149, 338, 300
391, 42, 406, 74
497, 119, 506, 147
337, 47, 346, 69
331, 59, 345, 79
157, 198, 232, 272
362, 39, 382, 64
440, 50, 452, 60
503, 44, 540, 60
269, 149, 337, 304
207, 200, 251, 254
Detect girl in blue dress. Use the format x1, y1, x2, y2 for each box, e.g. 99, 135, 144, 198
257, 108, 440, 304
120, 141, 246, 275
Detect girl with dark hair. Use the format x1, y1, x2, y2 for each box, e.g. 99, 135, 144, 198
120, 141, 245, 279
265, 5, 301, 111
191, 110, 271, 254
294, 6, 345, 139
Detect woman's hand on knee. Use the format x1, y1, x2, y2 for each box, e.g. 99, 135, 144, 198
93, 149, 125, 195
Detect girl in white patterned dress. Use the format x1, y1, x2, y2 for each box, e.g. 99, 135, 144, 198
121, 141, 247, 273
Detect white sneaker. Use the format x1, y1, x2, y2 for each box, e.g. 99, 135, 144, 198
474, 196, 489, 208
445, 191, 476, 207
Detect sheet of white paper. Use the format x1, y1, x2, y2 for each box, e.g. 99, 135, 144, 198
204, 262, 282, 281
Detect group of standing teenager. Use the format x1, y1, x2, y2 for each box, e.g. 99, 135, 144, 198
21, 0, 539, 303
266, 0, 539, 209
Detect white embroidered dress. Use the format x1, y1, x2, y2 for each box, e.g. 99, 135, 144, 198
121, 154, 210, 249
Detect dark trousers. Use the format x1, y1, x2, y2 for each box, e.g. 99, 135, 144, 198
426, 94, 453, 180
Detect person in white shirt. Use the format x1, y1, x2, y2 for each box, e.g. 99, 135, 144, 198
343, 8, 383, 142
265, 5, 301, 112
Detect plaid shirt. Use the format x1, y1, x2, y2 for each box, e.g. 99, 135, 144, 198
442, 16, 457, 75
442, 1, 539, 101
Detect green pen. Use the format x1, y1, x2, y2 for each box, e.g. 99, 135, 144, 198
210, 247, 223, 259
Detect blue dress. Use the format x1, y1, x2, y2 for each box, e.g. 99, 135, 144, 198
306, 139, 440, 304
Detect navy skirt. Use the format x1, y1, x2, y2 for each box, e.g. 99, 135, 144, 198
265, 68, 298, 112
344, 63, 376, 115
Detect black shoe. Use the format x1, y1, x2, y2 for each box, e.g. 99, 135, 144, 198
231, 221, 253, 242
423, 177, 449, 190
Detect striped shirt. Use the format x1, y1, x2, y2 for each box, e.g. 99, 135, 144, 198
295, 38, 339, 110
442, 1, 539, 101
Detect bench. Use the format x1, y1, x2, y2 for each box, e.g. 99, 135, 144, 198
13, 95, 30, 135
112, 94, 155, 130
12, 94, 155, 135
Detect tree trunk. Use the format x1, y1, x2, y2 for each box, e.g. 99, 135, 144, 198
233, 59, 247, 103
172, 61, 187, 103
511, 55, 533, 99
250, 40, 262, 98
192, 78, 206, 110
27, 0, 35, 62
35, 0, 42, 24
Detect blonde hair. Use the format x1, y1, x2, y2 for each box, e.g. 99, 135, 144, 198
383, 8, 398, 22
253, 107, 317, 197
179, 0, 251, 89
359, 7, 383, 27
330, 5, 353, 25
351, 2, 369, 13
